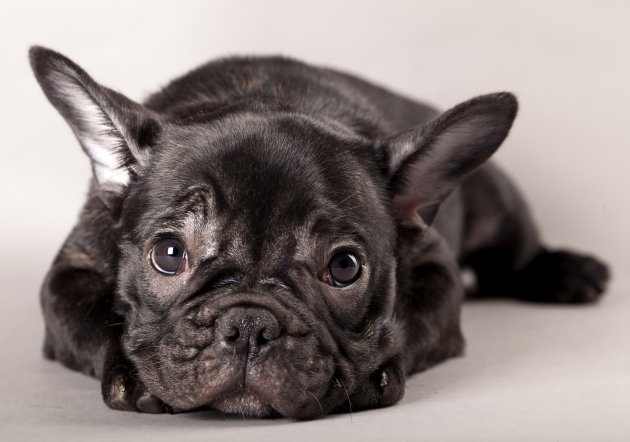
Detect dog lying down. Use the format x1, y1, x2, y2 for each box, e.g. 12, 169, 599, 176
30, 46, 609, 419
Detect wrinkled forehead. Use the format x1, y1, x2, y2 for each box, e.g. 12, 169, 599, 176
127, 113, 392, 253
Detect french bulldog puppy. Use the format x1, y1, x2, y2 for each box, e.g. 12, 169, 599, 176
30, 46, 609, 419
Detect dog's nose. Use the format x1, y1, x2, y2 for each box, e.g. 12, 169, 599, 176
216, 307, 281, 356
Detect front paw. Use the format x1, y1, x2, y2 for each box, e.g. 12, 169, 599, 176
347, 358, 406, 411
102, 363, 167, 413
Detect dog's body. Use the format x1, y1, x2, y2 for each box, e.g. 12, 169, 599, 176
31, 48, 609, 419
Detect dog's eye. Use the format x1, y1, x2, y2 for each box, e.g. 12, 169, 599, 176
326, 252, 361, 287
151, 238, 188, 275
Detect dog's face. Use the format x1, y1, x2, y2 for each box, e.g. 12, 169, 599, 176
116, 113, 400, 418
31, 47, 517, 419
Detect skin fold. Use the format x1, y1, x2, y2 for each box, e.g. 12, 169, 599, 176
31, 47, 610, 419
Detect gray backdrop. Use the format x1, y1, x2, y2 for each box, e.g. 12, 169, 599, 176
1, 1, 628, 441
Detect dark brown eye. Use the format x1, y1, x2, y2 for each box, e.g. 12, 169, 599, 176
328, 252, 361, 286
151, 238, 188, 275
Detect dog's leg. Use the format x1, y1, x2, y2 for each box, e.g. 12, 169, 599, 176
41, 243, 166, 413
397, 228, 466, 375
460, 163, 610, 303
344, 228, 466, 410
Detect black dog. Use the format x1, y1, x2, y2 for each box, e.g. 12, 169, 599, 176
30, 46, 609, 419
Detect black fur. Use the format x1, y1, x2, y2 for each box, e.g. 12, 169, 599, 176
30, 46, 610, 419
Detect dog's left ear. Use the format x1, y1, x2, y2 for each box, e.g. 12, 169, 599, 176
385, 92, 518, 227
29, 46, 161, 196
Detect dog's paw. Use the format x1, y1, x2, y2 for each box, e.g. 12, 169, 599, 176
341, 358, 406, 412
518, 249, 610, 303
102, 364, 167, 413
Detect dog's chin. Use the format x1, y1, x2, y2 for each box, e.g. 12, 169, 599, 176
211, 390, 276, 417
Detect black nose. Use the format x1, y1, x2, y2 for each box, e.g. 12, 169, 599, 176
216, 307, 281, 356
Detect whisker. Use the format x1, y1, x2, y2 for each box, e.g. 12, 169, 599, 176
337, 377, 353, 421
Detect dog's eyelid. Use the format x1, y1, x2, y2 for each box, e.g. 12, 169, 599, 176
330, 229, 368, 249
328, 243, 366, 261
144, 231, 190, 261
148, 231, 186, 245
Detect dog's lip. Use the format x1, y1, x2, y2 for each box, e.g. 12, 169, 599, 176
208, 381, 331, 420
210, 388, 276, 417
148, 347, 346, 419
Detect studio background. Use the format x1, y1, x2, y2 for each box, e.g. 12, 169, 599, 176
1, 1, 628, 441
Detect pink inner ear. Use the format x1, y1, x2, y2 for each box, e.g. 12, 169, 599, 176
391, 152, 446, 224
392, 192, 434, 228
389, 109, 510, 226
393, 193, 420, 222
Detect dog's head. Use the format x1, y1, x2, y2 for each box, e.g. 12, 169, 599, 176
31, 47, 517, 419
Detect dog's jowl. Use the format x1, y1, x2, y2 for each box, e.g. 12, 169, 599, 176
30, 47, 610, 419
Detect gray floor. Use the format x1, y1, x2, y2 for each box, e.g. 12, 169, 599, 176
2, 255, 628, 441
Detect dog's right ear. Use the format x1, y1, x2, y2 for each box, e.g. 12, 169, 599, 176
29, 46, 161, 195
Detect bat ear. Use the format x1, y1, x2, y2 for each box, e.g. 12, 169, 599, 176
384, 92, 518, 227
29, 46, 161, 195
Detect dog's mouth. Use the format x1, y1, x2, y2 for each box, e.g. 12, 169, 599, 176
142, 346, 346, 419
131, 333, 341, 419
200, 366, 346, 419
126, 295, 350, 419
